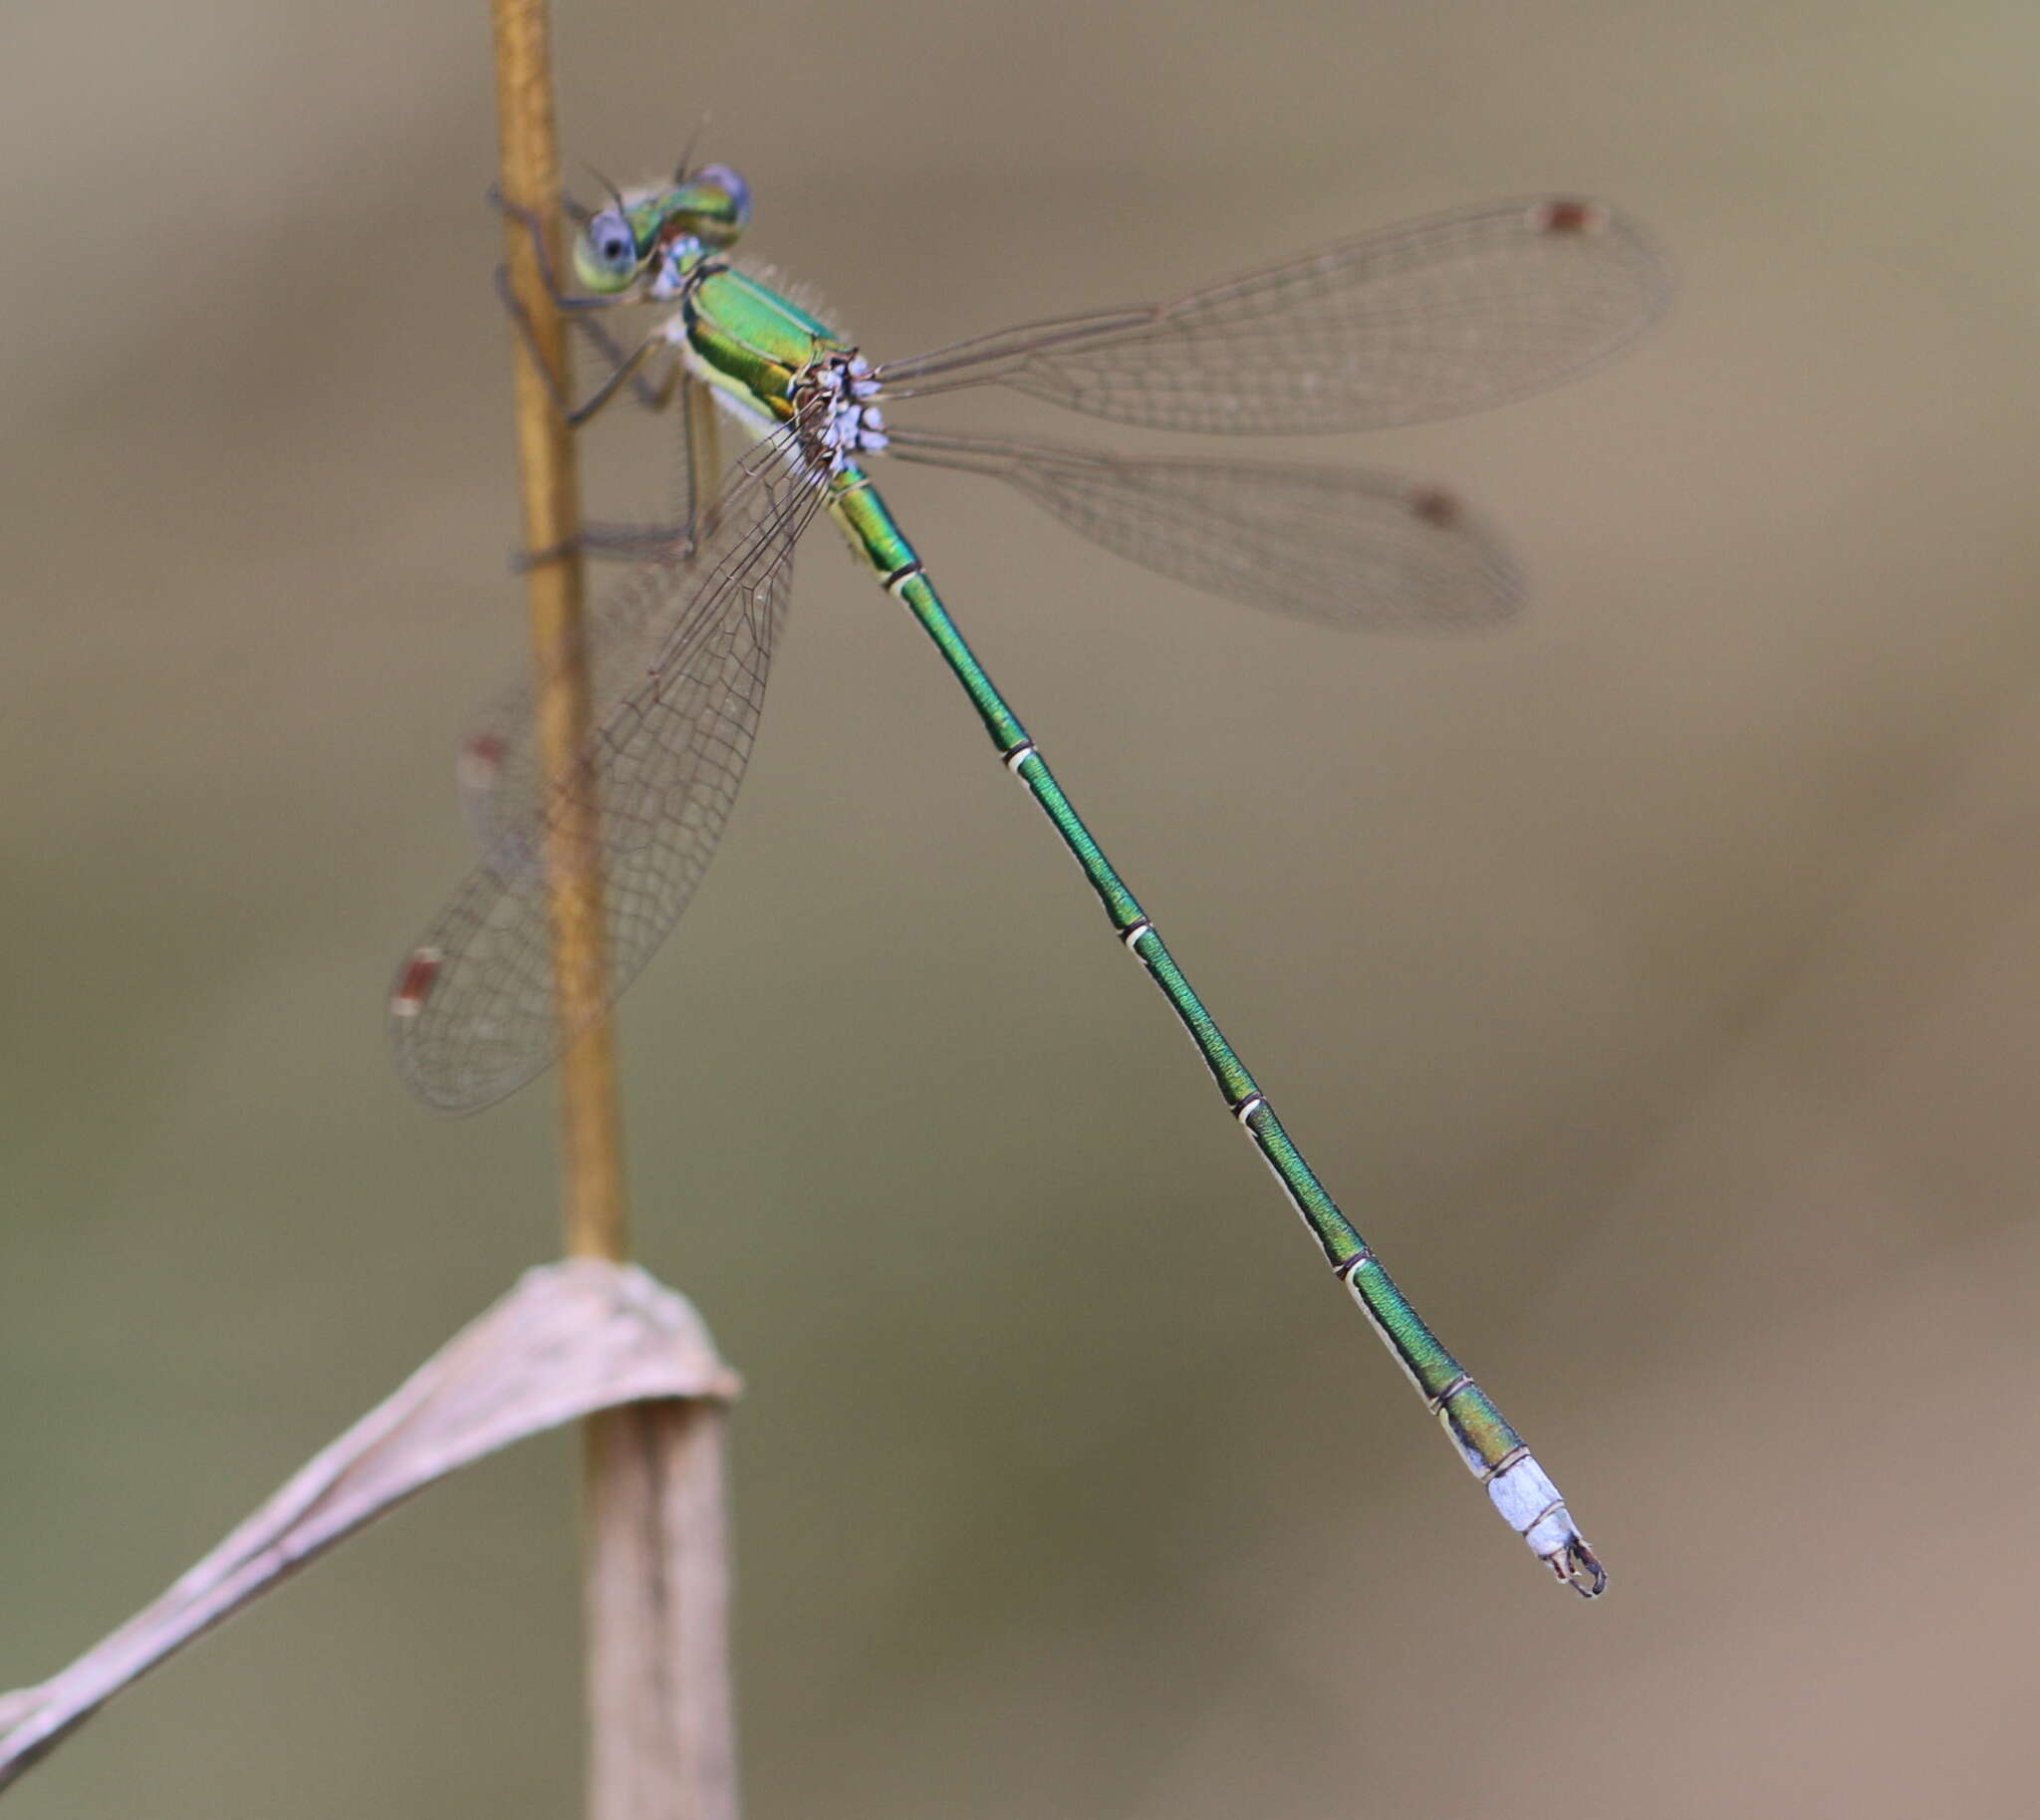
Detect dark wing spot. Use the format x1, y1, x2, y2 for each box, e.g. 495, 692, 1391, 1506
1532, 198, 1604, 237
1406, 486, 1462, 528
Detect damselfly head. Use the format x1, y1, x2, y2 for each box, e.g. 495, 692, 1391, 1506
659, 162, 751, 251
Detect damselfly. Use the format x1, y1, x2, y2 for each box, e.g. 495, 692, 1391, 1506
391, 161, 1669, 1594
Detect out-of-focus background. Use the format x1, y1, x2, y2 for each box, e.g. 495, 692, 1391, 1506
4, 1, 2037, 1814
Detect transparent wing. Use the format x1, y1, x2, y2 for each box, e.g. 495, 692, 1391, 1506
457, 550, 695, 875
391, 415, 834, 1114
460, 364, 712, 864
876, 197, 1670, 433
889, 429, 1520, 632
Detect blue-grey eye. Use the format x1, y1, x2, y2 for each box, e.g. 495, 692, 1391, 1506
573, 207, 641, 292
593, 210, 636, 269
693, 163, 751, 226
663, 163, 751, 249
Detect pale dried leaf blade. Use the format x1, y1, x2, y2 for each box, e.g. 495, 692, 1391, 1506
0, 1260, 739, 1789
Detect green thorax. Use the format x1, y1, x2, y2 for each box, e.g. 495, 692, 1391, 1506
682, 263, 852, 428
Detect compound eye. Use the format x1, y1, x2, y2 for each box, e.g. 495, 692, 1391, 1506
693, 163, 751, 225
573, 206, 642, 292
664, 162, 751, 248
591, 209, 637, 271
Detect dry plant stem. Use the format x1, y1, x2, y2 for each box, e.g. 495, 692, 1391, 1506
586, 1404, 741, 1818
489, 0, 627, 1257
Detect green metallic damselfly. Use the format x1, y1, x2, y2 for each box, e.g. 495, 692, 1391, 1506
390, 161, 1669, 1595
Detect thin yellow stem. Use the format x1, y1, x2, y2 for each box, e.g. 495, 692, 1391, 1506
488, 0, 628, 1259
484, 34, 739, 1818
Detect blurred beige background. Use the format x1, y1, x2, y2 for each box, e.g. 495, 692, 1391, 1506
4, 0, 2037, 1814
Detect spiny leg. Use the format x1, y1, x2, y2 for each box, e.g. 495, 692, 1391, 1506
573, 311, 683, 414
514, 360, 714, 571
492, 263, 679, 429
564, 367, 723, 565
